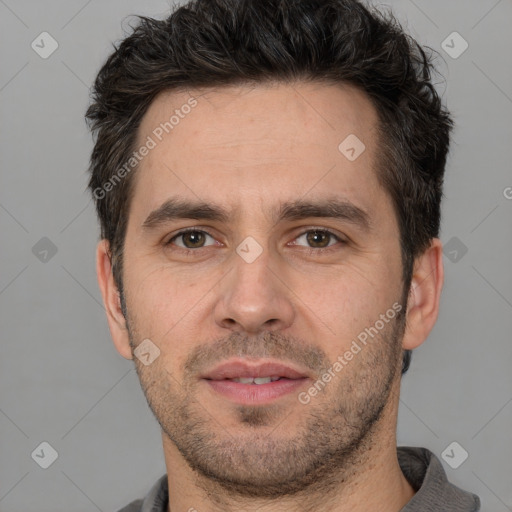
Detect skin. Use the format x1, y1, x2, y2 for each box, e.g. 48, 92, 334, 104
96, 81, 444, 512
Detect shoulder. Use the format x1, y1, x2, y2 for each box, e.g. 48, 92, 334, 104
114, 474, 168, 512
398, 446, 481, 512
115, 498, 143, 512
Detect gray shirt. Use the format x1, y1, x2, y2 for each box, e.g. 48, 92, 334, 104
117, 446, 481, 512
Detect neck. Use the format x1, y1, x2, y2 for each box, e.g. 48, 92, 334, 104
162, 379, 415, 512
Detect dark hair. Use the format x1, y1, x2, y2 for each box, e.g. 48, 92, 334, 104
86, 0, 453, 375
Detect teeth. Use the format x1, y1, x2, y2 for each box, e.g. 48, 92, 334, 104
254, 377, 272, 385
231, 376, 281, 384
233, 377, 255, 384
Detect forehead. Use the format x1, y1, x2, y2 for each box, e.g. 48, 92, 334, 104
130, 81, 390, 228
138, 81, 379, 151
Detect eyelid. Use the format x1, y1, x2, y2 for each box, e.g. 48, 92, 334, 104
166, 227, 218, 247
289, 227, 347, 247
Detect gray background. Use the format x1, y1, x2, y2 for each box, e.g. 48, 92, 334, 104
1, 0, 511, 511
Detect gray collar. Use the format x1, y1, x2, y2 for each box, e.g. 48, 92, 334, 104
128, 446, 480, 512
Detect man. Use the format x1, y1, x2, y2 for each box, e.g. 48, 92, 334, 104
87, 0, 481, 510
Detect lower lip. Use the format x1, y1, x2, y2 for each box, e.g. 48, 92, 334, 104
204, 378, 308, 405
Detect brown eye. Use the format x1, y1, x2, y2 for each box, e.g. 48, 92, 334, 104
294, 229, 341, 249
306, 230, 332, 248
167, 230, 215, 249
182, 231, 206, 248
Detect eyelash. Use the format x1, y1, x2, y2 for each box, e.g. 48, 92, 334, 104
165, 227, 346, 255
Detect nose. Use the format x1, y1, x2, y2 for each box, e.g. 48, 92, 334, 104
213, 245, 295, 334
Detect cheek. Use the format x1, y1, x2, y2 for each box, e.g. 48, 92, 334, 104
124, 262, 200, 337
123, 260, 221, 372
289, 264, 398, 353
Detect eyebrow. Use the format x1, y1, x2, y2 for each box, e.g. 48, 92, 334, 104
142, 197, 372, 232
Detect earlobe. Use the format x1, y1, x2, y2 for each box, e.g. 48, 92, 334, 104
402, 238, 444, 351
96, 240, 133, 360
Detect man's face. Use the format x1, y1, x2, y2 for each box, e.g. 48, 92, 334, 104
119, 82, 407, 496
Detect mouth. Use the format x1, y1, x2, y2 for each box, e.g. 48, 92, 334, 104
200, 359, 310, 405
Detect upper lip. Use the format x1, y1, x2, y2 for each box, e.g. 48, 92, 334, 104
201, 359, 310, 380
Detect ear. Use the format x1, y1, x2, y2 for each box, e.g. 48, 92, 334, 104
96, 239, 133, 360
402, 238, 444, 350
